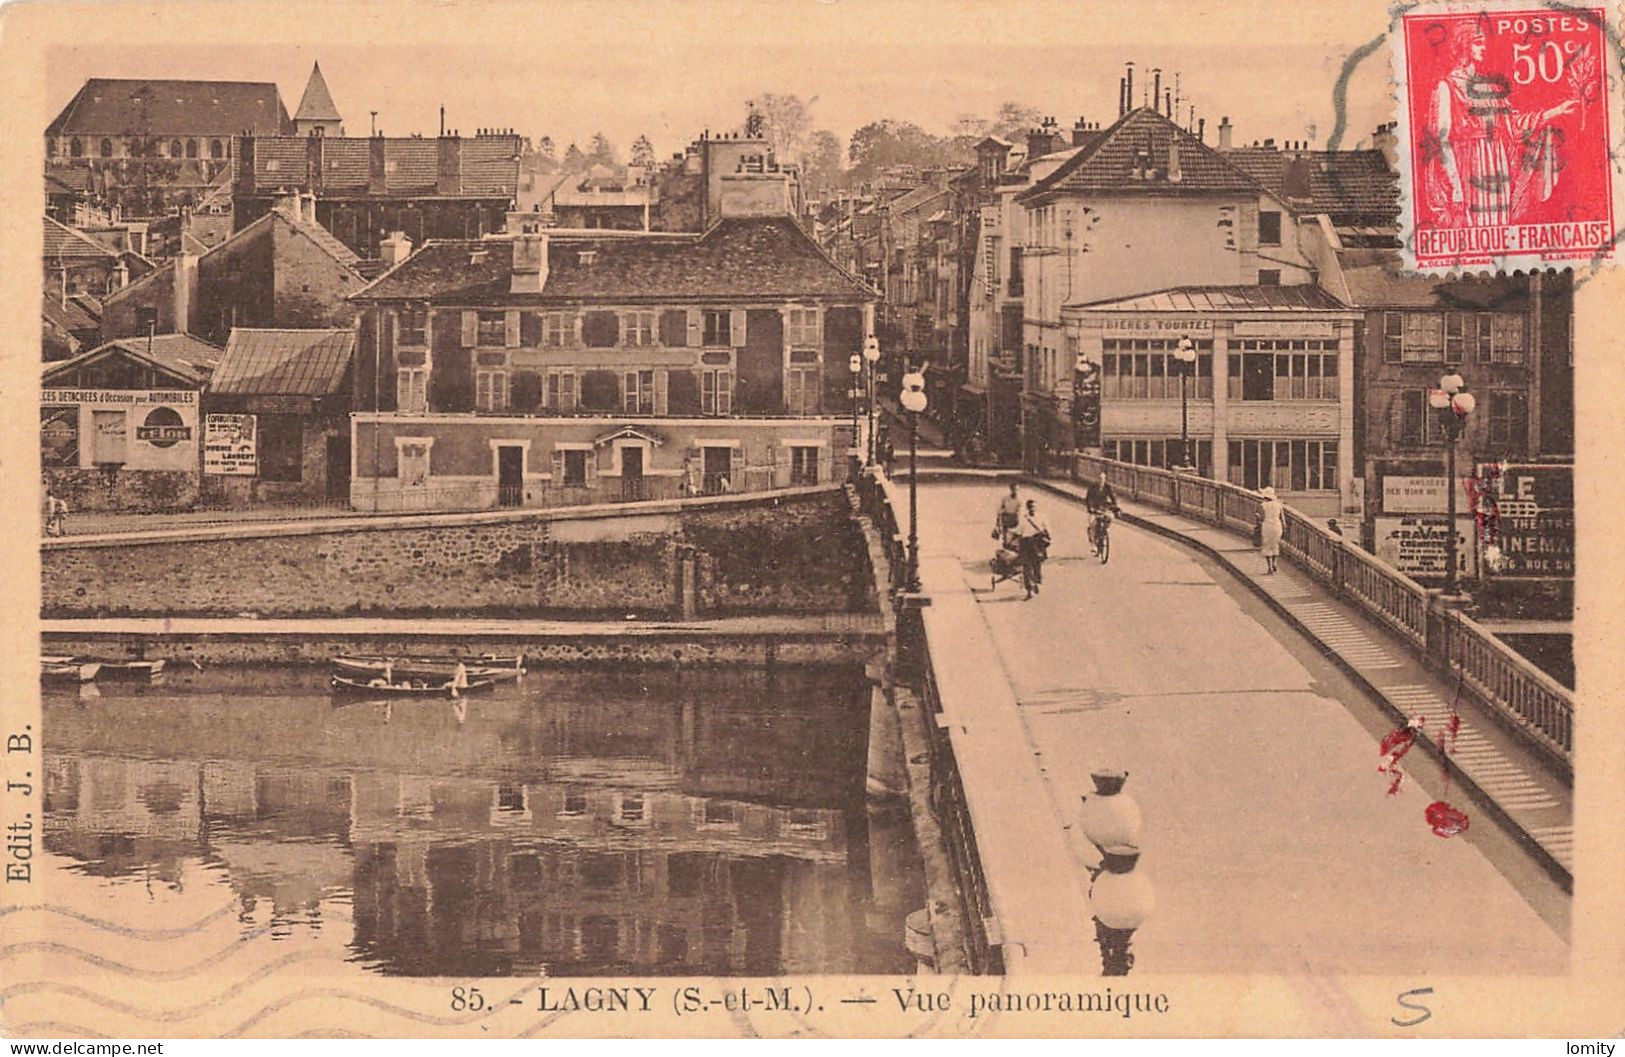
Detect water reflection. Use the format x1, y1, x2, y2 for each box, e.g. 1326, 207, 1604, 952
43, 666, 920, 976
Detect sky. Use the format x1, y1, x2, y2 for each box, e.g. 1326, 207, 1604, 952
37, 0, 1398, 161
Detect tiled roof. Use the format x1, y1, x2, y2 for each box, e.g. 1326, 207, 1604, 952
319, 139, 370, 189
44, 217, 118, 261
1226, 148, 1400, 220
211, 328, 355, 396
45, 333, 224, 388
386, 139, 439, 194
280, 210, 362, 268
1068, 284, 1349, 313
462, 137, 523, 196
43, 295, 99, 333
249, 136, 520, 196
294, 63, 342, 122
45, 166, 94, 192
354, 216, 876, 304
47, 79, 288, 136
1019, 107, 1262, 201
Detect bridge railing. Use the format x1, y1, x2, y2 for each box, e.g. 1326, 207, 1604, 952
855, 465, 1000, 973
1071, 453, 1573, 765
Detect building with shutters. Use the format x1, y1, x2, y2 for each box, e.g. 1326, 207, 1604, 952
346, 216, 876, 511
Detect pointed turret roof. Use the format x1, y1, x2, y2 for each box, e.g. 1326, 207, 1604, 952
294, 62, 341, 122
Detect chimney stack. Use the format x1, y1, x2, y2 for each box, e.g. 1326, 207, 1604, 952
379, 230, 413, 269
510, 222, 548, 295
1072, 116, 1091, 147
1372, 121, 1399, 171
1164, 88, 1172, 118
1168, 133, 1182, 183
1119, 77, 1127, 117
1218, 116, 1233, 152
1126, 63, 1135, 113
1152, 69, 1162, 113
173, 250, 197, 335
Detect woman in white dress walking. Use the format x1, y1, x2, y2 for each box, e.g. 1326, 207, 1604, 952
1258, 486, 1285, 575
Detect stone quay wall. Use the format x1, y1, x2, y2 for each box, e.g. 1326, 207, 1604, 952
42, 487, 872, 619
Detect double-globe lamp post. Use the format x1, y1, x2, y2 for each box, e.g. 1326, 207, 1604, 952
1430, 371, 1475, 597
1079, 769, 1155, 975
1173, 335, 1198, 473
864, 335, 882, 465
901, 367, 928, 593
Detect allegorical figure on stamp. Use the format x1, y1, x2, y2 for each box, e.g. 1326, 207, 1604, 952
1425, 20, 1578, 227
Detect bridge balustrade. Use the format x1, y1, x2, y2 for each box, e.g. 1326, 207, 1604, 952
1072, 454, 1572, 764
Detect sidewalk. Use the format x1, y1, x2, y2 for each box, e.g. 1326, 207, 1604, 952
1034, 475, 1574, 884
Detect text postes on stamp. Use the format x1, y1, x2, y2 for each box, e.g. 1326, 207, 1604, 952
1394, 0, 1619, 273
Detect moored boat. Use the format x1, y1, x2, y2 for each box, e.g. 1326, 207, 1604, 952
42, 658, 102, 684
332, 654, 523, 682
98, 659, 167, 679
329, 673, 495, 697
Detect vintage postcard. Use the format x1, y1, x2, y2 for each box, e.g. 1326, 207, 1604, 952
2, 0, 1623, 1041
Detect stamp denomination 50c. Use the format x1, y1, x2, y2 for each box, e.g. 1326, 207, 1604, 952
1393, 0, 1621, 272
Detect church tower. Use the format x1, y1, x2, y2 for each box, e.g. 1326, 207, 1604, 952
293, 61, 343, 137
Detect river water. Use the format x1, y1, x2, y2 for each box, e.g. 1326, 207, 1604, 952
41, 665, 922, 977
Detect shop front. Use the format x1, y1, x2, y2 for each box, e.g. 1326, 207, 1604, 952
1063, 286, 1359, 519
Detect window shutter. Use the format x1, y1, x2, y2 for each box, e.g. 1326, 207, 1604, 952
585, 448, 599, 485
505, 310, 521, 347
729, 445, 742, 487
655, 369, 669, 415
767, 443, 779, 487
461, 310, 477, 348
687, 308, 702, 346
1478, 312, 1494, 363
719, 369, 733, 414
730, 308, 747, 347
551, 448, 565, 481
624, 371, 637, 413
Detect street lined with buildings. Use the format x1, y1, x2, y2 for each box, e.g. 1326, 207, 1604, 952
32, 48, 1580, 985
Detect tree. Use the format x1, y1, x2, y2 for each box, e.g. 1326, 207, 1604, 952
587, 132, 618, 167
630, 134, 656, 169
847, 119, 943, 180
561, 142, 586, 171
745, 92, 814, 162
987, 102, 1044, 141
802, 129, 846, 196
538, 136, 556, 161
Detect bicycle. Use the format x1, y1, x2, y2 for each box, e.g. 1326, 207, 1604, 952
1089, 509, 1116, 565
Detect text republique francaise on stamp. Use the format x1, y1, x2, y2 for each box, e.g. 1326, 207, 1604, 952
1393, 0, 1622, 273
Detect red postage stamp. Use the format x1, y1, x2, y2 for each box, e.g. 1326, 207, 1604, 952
1393, 0, 1621, 272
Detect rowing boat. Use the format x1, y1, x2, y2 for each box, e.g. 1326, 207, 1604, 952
332, 655, 523, 682
329, 674, 495, 697
42, 659, 102, 684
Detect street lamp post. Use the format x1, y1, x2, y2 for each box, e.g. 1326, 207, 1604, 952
900, 366, 928, 592
849, 352, 863, 478
1430, 372, 1476, 596
1080, 769, 1153, 975
1173, 335, 1197, 473
864, 335, 882, 465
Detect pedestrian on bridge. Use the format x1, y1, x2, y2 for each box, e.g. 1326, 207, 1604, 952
994, 482, 1021, 536
1259, 486, 1285, 574
1017, 499, 1051, 599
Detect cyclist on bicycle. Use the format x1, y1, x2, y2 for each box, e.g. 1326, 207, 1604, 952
1084, 472, 1119, 556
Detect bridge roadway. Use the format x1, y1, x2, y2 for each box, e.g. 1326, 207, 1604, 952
908, 477, 1568, 975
